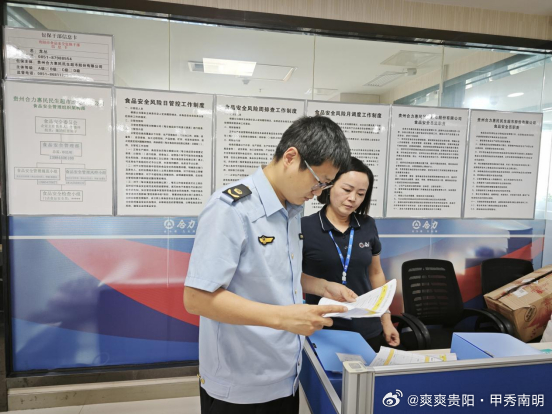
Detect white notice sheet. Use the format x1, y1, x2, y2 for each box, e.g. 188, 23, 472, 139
464, 110, 542, 219
4, 27, 113, 84
320, 279, 396, 318
304, 102, 390, 217
386, 106, 469, 218
115, 88, 213, 216
369, 347, 444, 366
5, 81, 113, 215
215, 96, 305, 189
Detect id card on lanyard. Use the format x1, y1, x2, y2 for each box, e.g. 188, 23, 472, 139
328, 228, 354, 285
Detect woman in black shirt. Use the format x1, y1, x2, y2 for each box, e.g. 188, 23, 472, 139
302, 157, 400, 351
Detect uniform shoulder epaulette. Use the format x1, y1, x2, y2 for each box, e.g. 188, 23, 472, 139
220, 184, 252, 205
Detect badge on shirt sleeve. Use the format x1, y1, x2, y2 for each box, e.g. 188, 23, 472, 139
299, 233, 304, 240
223, 184, 252, 203
258, 235, 275, 245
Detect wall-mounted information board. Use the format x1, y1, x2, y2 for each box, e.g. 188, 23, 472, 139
464, 110, 542, 219
4, 27, 114, 84
115, 88, 213, 216
304, 102, 389, 217
5, 81, 114, 215
386, 106, 469, 218
215, 96, 305, 189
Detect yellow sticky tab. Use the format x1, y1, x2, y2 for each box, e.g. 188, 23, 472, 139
383, 349, 395, 366
369, 284, 388, 312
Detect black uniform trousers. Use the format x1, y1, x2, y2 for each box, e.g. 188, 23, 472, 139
200, 385, 299, 414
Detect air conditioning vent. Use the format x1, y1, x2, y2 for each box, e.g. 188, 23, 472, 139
381, 50, 439, 67
363, 71, 405, 87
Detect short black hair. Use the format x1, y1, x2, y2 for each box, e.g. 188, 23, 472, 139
317, 157, 374, 218
274, 116, 350, 171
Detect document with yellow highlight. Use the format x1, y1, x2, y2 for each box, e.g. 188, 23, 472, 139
369, 347, 447, 367
320, 279, 396, 319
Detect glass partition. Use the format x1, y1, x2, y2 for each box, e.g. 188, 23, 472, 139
543, 57, 552, 221
312, 36, 444, 105
169, 21, 314, 98
442, 48, 546, 111
442, 47, 550, 219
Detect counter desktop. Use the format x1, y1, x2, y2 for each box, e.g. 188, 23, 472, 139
300, 330, 552, 414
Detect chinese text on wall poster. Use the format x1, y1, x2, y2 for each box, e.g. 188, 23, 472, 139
215, 96, 305, 189
116, 89, 213, 216
304, 102, 389, 217
464, 110, 542, 219
4, 27, 113, 84
386, 107, 469, 218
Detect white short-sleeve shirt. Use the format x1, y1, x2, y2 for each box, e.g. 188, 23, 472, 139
185, 167, 304, 404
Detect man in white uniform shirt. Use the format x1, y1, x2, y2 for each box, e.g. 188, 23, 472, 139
185, 116, 357, 414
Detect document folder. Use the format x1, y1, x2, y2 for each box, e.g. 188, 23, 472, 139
308, 329, 376, 372
451, 332, 542, 360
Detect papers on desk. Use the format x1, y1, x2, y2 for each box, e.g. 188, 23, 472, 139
369, 346, 457, 366
320, 279, 396, 319
426, 353, 458, 362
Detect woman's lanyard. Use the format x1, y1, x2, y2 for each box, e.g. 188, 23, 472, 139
328, 228, 354, 285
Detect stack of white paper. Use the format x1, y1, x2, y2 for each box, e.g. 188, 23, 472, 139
320, 279, 396, 319
426, 353, 458, 362
369, 347, 457, 366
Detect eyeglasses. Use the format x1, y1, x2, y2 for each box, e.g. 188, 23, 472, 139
303, 160, 333, 191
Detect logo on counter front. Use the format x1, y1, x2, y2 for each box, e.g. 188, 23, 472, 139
383, 390, 402, 407
164, 219, 175, 230
411, 220, 439, 233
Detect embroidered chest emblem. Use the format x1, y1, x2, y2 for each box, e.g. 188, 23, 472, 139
258, 236, 275, 245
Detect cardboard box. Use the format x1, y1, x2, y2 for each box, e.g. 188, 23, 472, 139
484, 265, 552, 342
451, 333, 541, 360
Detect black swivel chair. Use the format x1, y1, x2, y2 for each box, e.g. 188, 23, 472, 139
388, 312, 431, 350
390, 312, 431, 350
401, 259, 514, 350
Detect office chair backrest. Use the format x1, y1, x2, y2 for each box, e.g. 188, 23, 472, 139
402, 259, 464, 326
480, 258, 534, 295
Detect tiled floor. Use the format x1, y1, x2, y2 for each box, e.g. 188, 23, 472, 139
9, 391, 312, 413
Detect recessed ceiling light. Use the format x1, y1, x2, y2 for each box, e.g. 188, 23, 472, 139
508, 92, 524, 98
189, 61, 295, 82
202, 58, 256, 77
